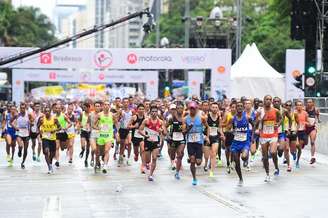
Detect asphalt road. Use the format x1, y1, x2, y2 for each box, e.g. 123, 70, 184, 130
0, 139, 327, 218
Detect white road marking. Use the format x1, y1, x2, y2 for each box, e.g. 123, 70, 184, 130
42, 196, 61, 218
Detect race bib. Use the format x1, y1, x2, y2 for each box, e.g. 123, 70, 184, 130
44, 132, 51, 139
308, 118, 316, 126
145, 128, 159, 142
67, 127, 75, 134
100, 133, 110, 138
134, 131, 144, 139
209, 127, 218, 136
263, 121, 274, 134
172, 132, 184, 141
102, 124, 109, 132
31, 126, 37, 133
18, 128, 29, 137
234, 132, 247, 142
188, 133, 201, 143
91, 130, 99, 138
298, 123, 305, 130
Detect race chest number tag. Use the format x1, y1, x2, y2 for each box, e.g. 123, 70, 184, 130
172, 132, 184, 141
188, 133, 201, 143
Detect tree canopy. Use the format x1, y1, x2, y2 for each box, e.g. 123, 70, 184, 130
0, 2, 56, 47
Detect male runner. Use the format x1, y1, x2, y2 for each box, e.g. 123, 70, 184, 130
183, 101, 208, 186
231, 102, 252, 185
305, 99, 320, 164
79, 102, 91, 167
30, 102, 42, 162
166, 102, 186, 180
118, 98, 133, 166
66, 103, 77, 164
139, 105, 167, 181
88, 101, 102, 167
39, 106, 61, 174
94, 101, 117, 174
2, 104, 17, 166
256, 95, 282, 182
12, 102, 33, 169
204, 102, 224, 177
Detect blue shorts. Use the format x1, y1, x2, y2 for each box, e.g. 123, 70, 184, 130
231, 140, 250, 153
5, 127, 17, 140
278, 132, 286, 141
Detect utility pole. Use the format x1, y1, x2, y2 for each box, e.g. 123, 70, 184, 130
184, 0, 190, 82
155, 0, 161, 48
236, 0, 242, 58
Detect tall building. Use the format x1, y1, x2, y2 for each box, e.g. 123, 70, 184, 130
57, 0, 145, 48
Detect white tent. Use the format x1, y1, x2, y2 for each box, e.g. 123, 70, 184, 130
230, 43, 285, 100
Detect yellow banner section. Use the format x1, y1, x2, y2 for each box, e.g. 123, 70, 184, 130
78, 84, 105, 91
44, 86, 64, 96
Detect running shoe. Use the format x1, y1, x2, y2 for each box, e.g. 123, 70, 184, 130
274, 169, 280, 176
291, 152, 297, 161
102, 168, 107, 174
264, 175, 270, 182
283, 159, 287, 164
250, 155, 256, 162
141, 166, 146, 174
192, 179, 198, 186
209, 171, 214, 178
148, 176, 154, 182
217, 159, 223, 168
84, 160, 88, 168
175, 172, 180, 180
21, 163, 25, 169
68, 160, 73, 164
171, 163, 176, 171
238, 180, 244, 187
36, 157, 41, 162
310, 158, 316, 165
8, 159, 13, 167
55, 161, 60, 168
6, 155, 11, 162
113, 153, 117, 161
79, 150, 84, 158
126, 159, 132, 166
243, 160, 248, 168
32, 154, 36, 161
90, 160, 94, 167
226, 166, 231, 174
287, 166, 292, 172
295, 162, 300, 169
18, 149, 22, 158
203, 166, 208, 172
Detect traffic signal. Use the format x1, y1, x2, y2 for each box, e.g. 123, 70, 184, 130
163, 81, 171, 97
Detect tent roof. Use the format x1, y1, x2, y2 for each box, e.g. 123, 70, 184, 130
231, 43, 283, 79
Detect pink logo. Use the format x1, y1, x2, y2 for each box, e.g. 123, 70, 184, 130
149, 80, 155, 86
127, 53, 138, 64
94, 50, 113, 68
49, 72, 57, 80
40, 52, 52, 64
98, 73, 105, 80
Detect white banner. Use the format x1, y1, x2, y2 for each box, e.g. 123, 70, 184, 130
285, 49, 305, 100
12, 69, 158, 102
3, 47, 231, 100
188, 71, 204, 98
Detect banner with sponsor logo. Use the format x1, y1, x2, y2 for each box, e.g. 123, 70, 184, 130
4, 47, 231, 100
188, 71, 204, 98
12, 69, 158, 103
285, 49, 305, 100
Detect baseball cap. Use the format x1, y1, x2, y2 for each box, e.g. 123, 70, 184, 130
169, 104, 177, 109
188, 101, 198, 109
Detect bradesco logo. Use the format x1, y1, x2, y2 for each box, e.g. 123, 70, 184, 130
40, 52, 52, 64
94, 50, 113, 68
127, 53, 172, 64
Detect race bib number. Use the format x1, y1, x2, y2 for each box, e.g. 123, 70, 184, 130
145, 128, 159, 142
298, 123, 305, 130
134, 131, 144, 139
308, 118, 316, 126
44, 132, 51, 139
209, 127, 218, 136
234, 132, 247, 142
263, 121, 274, 134
172, 132, 184, 141
102, 124, 109, 132
31, 126, 37, 133
18, 128, 29, 137
91, 130, 99, 138
188, 133, 201, 143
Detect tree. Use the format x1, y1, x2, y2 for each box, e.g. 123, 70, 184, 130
0, 2, 56, 47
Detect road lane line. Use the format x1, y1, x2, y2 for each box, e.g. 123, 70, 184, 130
42, 196, 61, 218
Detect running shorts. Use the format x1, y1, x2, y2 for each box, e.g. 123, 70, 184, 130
259, 137, 278, 145
231, 141, 250, 153
144, 140, 160, 152
42, 139, 56, 153
56, 132, 68, 142
224, 132, 234, 147
119, 128, 129, 140
80, 130, 90, 140
187, 142, 203, 160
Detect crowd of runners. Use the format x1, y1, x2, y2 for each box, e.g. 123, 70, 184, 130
0, 95, 321, 186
